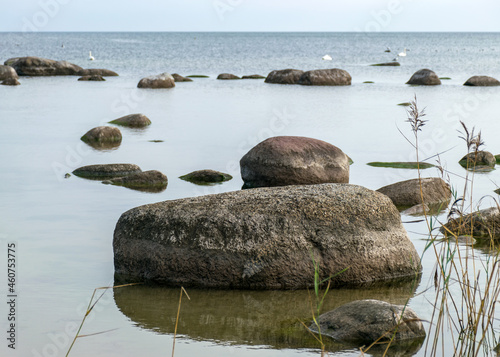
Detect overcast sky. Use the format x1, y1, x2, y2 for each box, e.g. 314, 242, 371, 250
1, 0, 499, 32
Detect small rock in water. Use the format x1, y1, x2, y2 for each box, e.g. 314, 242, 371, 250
180, 169, 232, 184
78, 75, 105, 81
103, 170, 168, 193
172, 73, 193, 82
217, 73, 241, 80
406, 69, 441, 85
80, 126, 122, 150
137, 73, 175, 89
242, 74, 265, 79
109, 114, 151, 128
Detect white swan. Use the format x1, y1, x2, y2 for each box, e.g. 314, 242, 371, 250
398, 48, 407, 57
322, 54, 332, 61
89, 51, 95, 61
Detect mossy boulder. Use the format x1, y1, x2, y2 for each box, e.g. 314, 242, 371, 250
73, 164, 142, 180
367, 162, 435, 169
459, 151, 496, 169
406, 69, 441, 85
109, 114, 151, 128
104, 170, 168, 193
180, 169, 232, 184
464, 76, 500, 87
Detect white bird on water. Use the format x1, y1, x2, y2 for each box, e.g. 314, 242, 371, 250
398, 48, 407, 57
322, 54, 332, 61
88, 51, 95, 61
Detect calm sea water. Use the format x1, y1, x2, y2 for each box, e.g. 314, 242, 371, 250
1, 32, 500, 357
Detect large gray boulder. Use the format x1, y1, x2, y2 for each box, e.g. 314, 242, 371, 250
137, 73, 175, 89
265, 69, 304, 84
73, 164, 141, 180
113, 184, 421, 289
76, 68, 118, 77
406, 69, 441, 85
0, 65, 18, 80
6, 56, 83, 76
464, 76, 500, 87
240, 136, 349, 189
377, 177, 451, 208
298, 68, 352, 86
310, 300, 425, 344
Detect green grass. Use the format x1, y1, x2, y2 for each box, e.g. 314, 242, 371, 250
363, 81, 375, 84
367, 161, 435, 169
439, 77, 452, 80
186, 75, 209, 78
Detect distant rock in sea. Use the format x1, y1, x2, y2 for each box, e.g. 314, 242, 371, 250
265, 69, 304, 84
406, 69, 441, 85
137, 73, 175, 89
463, 76, 500, 87
6, 56, 83, 76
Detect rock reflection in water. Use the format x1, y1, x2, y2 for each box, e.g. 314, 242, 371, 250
114, 279, 423, 355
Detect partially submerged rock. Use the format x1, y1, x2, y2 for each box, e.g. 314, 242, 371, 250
298, 68, 351, 86
78, 75, 105, 81
137, 73, 175, 89
113, 183, 421, 289
81, 126, 122, 149
77, 68, 118, 76
367, 162, 435, 169
442, 207, 500, 239
186, 75, 209, 78
242, 74, 265, 79
240, 136, 349, 189
180, 169, 232, 184
377, 177, 451, 208
459, 151, 496, 168
0, 65, 18, 81
370, 62, 400, 66
172, 73, 193, 82
1, 78, 20, 86
109, 114, 151, 128
406, 69, 441, 85
464, 76, 500, 87
217, 73, 241, 80
310, 299, 425, 344
104, 170, 168, 192
73, 164, 142, 180
6, 56, 83, 76
265, 69, 304, 84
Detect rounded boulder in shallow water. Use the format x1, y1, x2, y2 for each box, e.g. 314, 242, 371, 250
104, 170, 168, 193
442, 207, 500, 238
459, 151, 496, 168
113, 183, 421, 289
297, 68, 352, 86
240, 136, 349, 189
137, 73, 175, 89
109, 114, 151, 128
377, 177, 451, 208
242, 74, 265, 79
265, 69, 304, 84
73, 164, 142, 180
0, 65, 18, 81
464, 76, 500, 87
217, 73, 241, 80
78, 75, 105, 81
1, 78, 20, 86
80, 126, 122, 149
406, 69, 441, 85
171, 73, 193, 82
310, 300, 425, 344
180, 169, 232, 184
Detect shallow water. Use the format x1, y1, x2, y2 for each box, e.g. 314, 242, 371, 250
1, 32, 500, 356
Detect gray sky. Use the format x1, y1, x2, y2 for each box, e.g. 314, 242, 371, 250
1, 0, 499, 32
